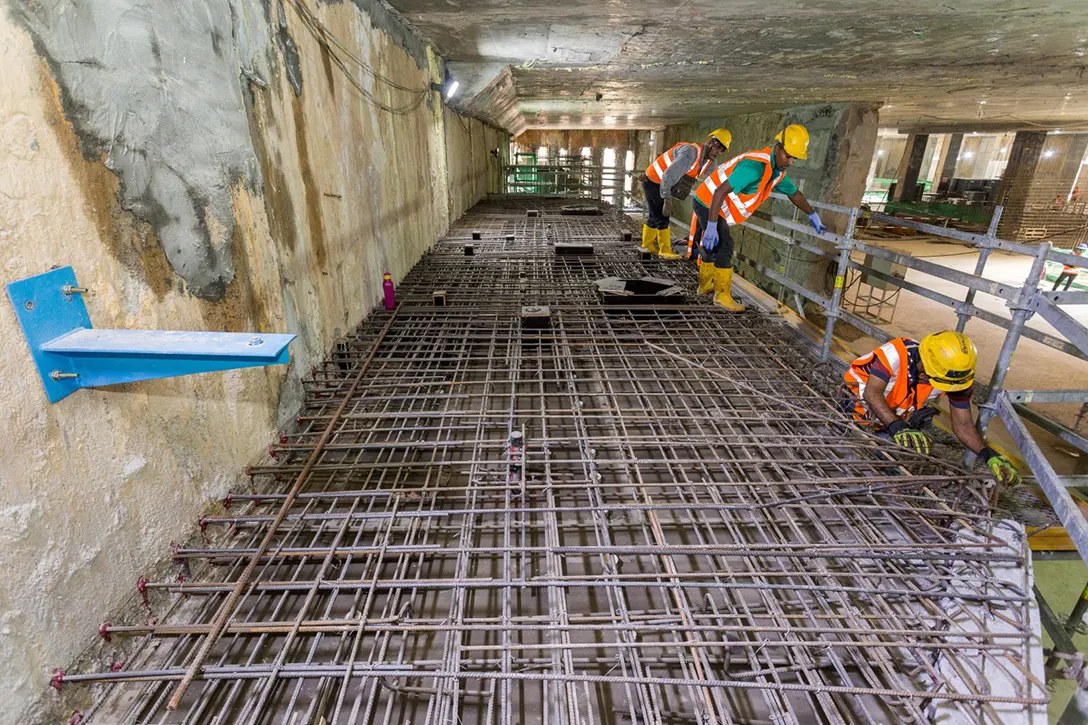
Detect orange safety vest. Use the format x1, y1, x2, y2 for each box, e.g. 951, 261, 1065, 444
843, 338, 944, 423
1063, 255, 1083, 274
645, 142, 712, 184
694, 147, 788, 226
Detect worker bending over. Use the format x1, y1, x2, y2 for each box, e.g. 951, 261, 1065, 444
690, 124, 826, 311
640, 129, 731, 259
844, 330, 1020, 486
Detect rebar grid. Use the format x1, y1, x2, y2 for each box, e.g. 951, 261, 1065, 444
76, 197, 1044, 724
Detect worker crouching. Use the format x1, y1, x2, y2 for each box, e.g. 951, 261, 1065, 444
640, 129, 731, 259
843, 331, 1021, 487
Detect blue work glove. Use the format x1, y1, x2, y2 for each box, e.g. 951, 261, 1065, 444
808, 211, 826, 235
701, 221, 719, 251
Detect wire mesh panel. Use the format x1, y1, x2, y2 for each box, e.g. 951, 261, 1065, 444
72, 196, 1045, 724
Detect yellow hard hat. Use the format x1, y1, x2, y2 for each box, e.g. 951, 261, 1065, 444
919, 331, 977, 392
775, 124, 810, 160
708, 128, 731, 150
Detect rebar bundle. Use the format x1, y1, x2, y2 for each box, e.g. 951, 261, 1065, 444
72, 197, 1045, 724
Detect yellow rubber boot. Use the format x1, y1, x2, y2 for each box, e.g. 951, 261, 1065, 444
656, 227, 680, 259
712, 268, 745, 311
640, 225, 658, 254
697, 261, 716, 294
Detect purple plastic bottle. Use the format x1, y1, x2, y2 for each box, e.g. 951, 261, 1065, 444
382, 272, 396, 310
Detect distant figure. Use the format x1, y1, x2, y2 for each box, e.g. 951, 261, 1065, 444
1054, 242, 1087, 291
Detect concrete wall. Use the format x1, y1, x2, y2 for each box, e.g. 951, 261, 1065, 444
445, 107, 507, 220
0, 1, 505, 721
660, 103, 879, 295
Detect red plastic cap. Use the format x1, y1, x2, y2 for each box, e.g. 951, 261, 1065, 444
50, 668, 65, 690
69, 712, 83, 725
98, 621, 112, 642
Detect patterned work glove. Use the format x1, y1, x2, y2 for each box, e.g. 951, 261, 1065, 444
979, 446, 1022, 487
886, 420, 932, 455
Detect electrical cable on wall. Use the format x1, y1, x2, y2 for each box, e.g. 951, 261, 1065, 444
286, 0, 431, 115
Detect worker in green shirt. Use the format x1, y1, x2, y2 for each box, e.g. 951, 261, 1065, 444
690, 125, 826, 310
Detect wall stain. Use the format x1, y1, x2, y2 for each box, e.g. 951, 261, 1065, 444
37, 62, 173, 299
247, 90, 298, 254
200, 206, 269, 334
319, 42, 337, 96
291, 92, 328, 268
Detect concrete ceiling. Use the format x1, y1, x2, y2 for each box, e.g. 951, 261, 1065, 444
384, 0, 1088, 134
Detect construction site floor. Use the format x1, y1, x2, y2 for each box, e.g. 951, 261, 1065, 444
73, 197, 1046, 724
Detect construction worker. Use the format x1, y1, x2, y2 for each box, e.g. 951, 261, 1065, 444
690, 124, 826, 311
1053, 242, 1087, 291
640, 129, 732, 259
843, 330, 1021, 486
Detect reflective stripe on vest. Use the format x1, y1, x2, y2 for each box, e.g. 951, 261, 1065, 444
694, 148, 785, 227
646, 142, 706, 184
842, 338, 943, 421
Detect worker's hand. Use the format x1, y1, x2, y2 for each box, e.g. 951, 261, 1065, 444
808, 211, 827, 235
887, 420, 931, 455
662, 198, 674, 217
701, 222, 719, 251
980, 446, 1022, 487
906, 407, 938, 430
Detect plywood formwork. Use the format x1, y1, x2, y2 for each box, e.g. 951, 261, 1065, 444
70, 197, 1045, 724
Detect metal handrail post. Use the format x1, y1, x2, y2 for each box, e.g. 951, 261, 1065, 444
956, 205, 1004, 333
820, 207, 860, 362
976, 241, 1053, 441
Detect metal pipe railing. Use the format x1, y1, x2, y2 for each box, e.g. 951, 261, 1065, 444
734, 194, 1088, 571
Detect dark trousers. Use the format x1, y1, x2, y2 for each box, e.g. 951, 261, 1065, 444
641, 179, 669, 230
692, 202, 735, 268
1054, 272, 1076, 291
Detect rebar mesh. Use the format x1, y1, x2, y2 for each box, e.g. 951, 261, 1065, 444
74, 196, 1044, 724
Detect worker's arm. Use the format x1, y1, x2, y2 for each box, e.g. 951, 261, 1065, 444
950, 400, 1021, 486
948, 403, 986, 453
788, 189, 815, 214
789, 189, 827, 234
659, 145, 696, 201
862, 377, 899, 427
707, 180, 733, 223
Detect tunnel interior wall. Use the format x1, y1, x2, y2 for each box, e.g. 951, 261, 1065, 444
0, 1, 506, 720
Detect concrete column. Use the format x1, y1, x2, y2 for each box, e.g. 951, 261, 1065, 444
935, 133, 963, 195
996, 131, 1048, 240
1057, 134, 1088, 192
893, 133, 929, 201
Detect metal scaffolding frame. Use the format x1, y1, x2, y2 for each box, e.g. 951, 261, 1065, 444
62, 197, 1045, 724
730, 197, 1088, 560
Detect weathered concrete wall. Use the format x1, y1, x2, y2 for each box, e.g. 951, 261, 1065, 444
445, 107, 506, 220
661, 103, 879, 295
0, 0, 505, 721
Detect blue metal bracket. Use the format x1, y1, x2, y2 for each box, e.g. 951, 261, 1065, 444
6, 267, 296, 403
